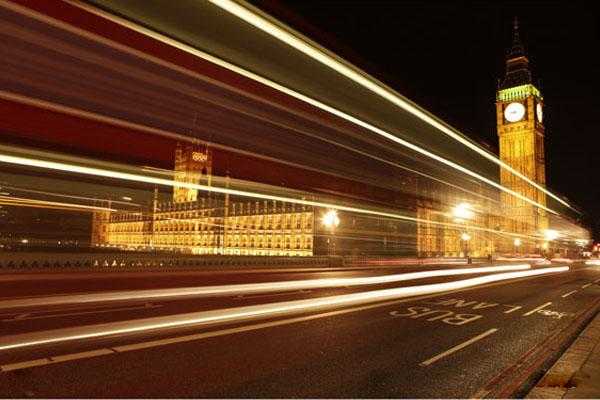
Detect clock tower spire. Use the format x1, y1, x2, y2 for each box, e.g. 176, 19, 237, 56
496, 17, 548, 253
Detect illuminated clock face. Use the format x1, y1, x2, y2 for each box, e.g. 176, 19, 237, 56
504, 102, 526, 122
536, 103, 543, 123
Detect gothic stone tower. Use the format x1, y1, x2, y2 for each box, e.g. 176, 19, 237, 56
173, 142, 212, 203
496, 18, 548, 251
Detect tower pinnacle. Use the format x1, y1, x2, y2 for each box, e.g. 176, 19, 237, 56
500, 16, 531, 89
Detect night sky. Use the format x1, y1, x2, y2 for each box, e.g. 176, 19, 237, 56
253, 0, 600, 239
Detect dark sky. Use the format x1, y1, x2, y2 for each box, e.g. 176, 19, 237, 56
252, 0, 600, 238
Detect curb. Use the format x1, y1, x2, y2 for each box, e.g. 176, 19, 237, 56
526, 311, 600, 399
472, 298, 600, 399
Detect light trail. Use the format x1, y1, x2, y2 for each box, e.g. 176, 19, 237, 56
0, 195, 114, 212
0, 264, 530, 310
208, 0, 573, 212
0, 150, 543, 241
61, 0, 561, 216
0, 266, 568, 351
0, 184, 140, 206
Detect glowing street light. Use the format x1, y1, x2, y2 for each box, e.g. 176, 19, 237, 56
543, 229, 560, 241
514, 238, 522, 256
452, 202, 474, 221
461, 232, 471, 264
322, 210, 340, 256
322, 209, 340, 229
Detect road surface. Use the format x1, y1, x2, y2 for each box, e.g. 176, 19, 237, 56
0, 262, 598, 398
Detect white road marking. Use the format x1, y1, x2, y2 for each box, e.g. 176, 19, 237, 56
581, 283, 592, 289
523, 302, 552, 316
50, 349, 115, 362
561, 290, 578, 298
1, 358, 49, 372
502, 305, 522, 313
419, 329, 498, 366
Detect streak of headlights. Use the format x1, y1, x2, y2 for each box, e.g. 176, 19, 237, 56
0, 150, 542, 241
0, 264, 531, 310
208, 0, 572, 213
0, 266, 568, 351
68, 0, 561, 216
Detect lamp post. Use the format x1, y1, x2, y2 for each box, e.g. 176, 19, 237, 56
461, 232, 471, 263
543, 229, 559, 258
514, 238, 522, 256
453, 203, 474, 262
322, 209, 340, 256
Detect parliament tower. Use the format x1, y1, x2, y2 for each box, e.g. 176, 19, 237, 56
496, 18, 548, 250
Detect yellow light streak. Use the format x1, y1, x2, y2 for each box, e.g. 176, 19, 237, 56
61, 0, 561, 215
0, 266, 569, 351
0, 264, 531, 310
208, 0, 573, 211
0, 195, 114, 212
0, 151, 544, 241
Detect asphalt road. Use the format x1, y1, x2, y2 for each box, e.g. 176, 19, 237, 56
0, 262, 598, 398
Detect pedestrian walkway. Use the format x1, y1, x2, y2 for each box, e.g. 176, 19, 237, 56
527, 311, 600, 398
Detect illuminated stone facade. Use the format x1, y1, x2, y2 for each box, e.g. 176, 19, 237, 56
416, 182, 495, 258
91, 144, 315, 256
496, 19, 548, 253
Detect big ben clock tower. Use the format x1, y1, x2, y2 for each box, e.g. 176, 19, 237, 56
497, 18, 548, 249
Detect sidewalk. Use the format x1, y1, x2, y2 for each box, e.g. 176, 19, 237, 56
527, 311, 600, 399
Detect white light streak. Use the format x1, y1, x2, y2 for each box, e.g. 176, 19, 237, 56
208, 0, 573, 211
0, 151, 543, 240
0, 264, 531, 310
0, 266, 569, 351
62, 0, 562, 215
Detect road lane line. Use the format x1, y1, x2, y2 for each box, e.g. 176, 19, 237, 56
503, 305, 522, 314
419, 329, 498, 366
0, 358, 50, 372
0, 267, 568, 352
50, 349, 115, 362
523, 302, 552, 316
581, 283, 592, 289
561, 290, 578, 298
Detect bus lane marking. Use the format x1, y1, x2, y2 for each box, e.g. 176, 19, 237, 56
389, 306, 482, 326
425, 297, 523, 314
523, 302, 552, 316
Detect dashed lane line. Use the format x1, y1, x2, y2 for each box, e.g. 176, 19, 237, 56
561, 290, 578, 298
582, 283, 592, 289
523, 302, 552, 316
420, 328, 498, 366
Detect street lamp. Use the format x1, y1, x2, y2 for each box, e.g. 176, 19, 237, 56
461, 232, 471, 263
453, 203, 474, 263
322, 209, 340, 255
543, 229, 559, 258
452, 202, 474, 221
514, 238, 522, 256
